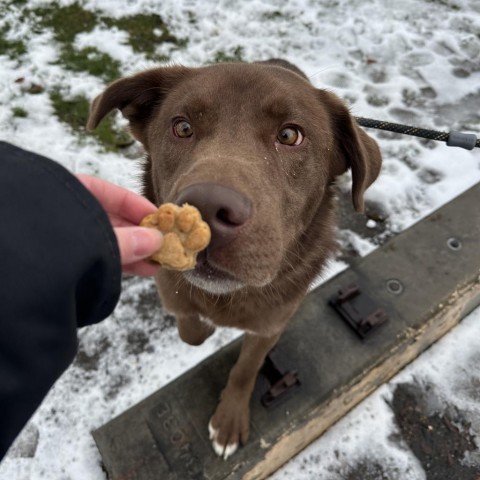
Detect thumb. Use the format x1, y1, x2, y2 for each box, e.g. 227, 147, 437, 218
114, 227, 163, 265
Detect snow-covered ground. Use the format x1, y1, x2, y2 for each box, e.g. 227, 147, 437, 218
1, 0, 479, 478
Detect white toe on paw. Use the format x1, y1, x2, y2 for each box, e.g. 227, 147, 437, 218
209, 421, 238, 460
223, 443, 238, 460
212, 439, 238, 460
208, 420, 217, 441
212, 439, 224, 457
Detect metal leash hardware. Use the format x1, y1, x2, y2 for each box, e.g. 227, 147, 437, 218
355, 117, 479, 150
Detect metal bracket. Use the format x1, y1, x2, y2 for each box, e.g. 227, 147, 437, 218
260, 353, 300, 408
329, 283, 388, 338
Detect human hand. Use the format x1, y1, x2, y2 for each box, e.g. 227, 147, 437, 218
77, 175, 162, 276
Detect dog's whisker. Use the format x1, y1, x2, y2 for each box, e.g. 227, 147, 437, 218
306, 63, 342, 83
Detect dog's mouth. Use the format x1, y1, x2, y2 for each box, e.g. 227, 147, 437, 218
183, 251, 245, 295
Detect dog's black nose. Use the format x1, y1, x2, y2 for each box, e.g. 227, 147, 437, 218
175, 183, 252, 249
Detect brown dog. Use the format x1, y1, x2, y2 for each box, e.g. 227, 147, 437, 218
87, 59, 382, 459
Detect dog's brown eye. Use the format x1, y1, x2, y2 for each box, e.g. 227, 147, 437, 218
277, 126, 303, 146
173, 120, 193, 138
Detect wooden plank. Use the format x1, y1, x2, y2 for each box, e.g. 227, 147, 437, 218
93, 182, 480, 480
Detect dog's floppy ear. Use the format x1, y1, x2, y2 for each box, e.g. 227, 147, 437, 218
317, 90, 382, 213
87, 66, 191, 144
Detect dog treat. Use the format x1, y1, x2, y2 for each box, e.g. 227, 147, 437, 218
140, 203, 211, 271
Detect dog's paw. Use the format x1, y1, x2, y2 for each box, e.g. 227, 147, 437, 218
140, 203, 210, 271
209, 421, 238, 460
177, 314, 216, 346
208, 400, 250, 460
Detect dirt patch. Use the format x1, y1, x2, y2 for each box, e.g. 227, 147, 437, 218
74, 336, 111, 372
390, 382, 479, 480
335, 187, 389, 261
340, 460, 393, 480
126, 329, 154, 356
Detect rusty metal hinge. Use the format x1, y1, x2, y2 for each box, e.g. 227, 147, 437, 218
260, 353, 300, 408
329, 283, 388, 338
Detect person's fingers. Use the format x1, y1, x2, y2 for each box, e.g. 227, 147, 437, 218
76, 175, 163, 276
114, 226, 163, 265
77, 174, 157, 224
107, 213, 137, 228
122, 260, 161, 277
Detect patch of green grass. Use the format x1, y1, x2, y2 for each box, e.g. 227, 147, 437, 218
0, 0, 27, 14
262, 11, 287, 20
31, 2, 97, 43
103, 13, 186, 59
5, 0, 28, 6
25, 3, 185, 73
50, 90, 91, 131
0, 24, 27, 58
424, 0, 460, 9
27, 3, 121, 81
50, 90, 134, 151
60, 45, 121, 82
6, 2, 186, 145
214, 46, 245, 63
12, 106, 28, 118
186, 11, 197, 24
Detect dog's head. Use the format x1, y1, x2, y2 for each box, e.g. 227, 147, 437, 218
88, 63, 381, 295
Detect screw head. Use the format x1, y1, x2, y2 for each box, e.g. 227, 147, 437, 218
447, 237, 462, 251
386, 279, 404, 295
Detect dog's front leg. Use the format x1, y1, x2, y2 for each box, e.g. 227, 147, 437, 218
176, 313, 216, 346
155, 271, 216, 346
208, 331, 282, 459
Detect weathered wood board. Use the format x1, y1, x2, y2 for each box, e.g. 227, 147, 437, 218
94, 182, 480, 480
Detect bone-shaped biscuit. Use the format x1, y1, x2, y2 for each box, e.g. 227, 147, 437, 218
140, 203, 211, 271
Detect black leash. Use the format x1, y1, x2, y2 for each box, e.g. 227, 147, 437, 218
355, 117, 480, 150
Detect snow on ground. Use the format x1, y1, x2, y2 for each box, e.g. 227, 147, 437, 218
0, 0, 479, 478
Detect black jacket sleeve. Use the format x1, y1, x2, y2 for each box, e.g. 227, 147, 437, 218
0, 142, 122, 459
